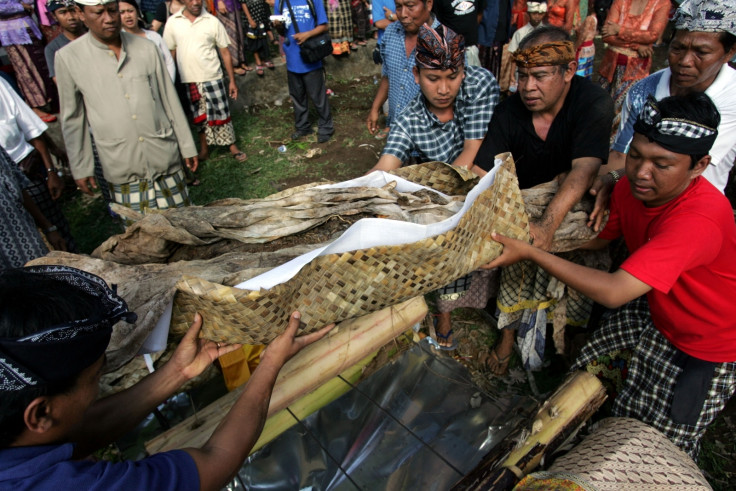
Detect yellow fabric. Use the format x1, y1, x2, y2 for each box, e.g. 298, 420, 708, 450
219, 344, 265, 391
163, 10, 230, 83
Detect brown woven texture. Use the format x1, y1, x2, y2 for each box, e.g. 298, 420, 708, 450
390, 160, 479, 196
171, 154, 529, 344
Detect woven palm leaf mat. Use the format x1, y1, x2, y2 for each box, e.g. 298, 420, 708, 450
171, 153, 530, 344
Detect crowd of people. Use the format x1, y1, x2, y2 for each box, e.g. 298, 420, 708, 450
1, 0, 736, 486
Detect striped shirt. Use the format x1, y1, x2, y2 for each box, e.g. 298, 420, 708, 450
381, 65, 499, 164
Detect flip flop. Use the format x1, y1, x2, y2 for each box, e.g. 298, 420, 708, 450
374, 127, 390, 139
256, 65, 265, 76
432, 315, 457, 351
40, 114, 58, 123
232, 151, 247, 162
486, 349, 511, 375
264, 61, 275, 69
241, 65, 254, 72
234, 68, 248, 76
187, 178, 201, 186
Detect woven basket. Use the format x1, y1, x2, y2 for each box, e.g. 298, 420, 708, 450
390, 160, 479, 196
171, 154, 529, 344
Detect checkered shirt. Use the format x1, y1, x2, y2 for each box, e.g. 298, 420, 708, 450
573, 296, 736, 459
379, 16, 441, 125
381, 65, 499, 164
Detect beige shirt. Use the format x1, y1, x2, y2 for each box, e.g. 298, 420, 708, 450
56, 31, 196, 184
163, 9, 229, 83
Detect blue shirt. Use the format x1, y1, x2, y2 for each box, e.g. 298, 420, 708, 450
380, 16, 441, 125
371, 0, 395, 45
382, 65, 499, 163
0, 443, 199, 490
276, 0, 329, 74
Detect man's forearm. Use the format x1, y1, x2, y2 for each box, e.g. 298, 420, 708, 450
451, 139, 482, 170
540, 159, 600, 232
369, 153, 401, 173
371, 76, 389, 113
71, 361, 190, 457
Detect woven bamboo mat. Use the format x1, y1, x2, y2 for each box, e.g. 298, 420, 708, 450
172, 154, 529, 344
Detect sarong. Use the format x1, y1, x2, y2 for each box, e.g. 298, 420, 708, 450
479, 41, 503, 78
350, 0, 370, 41
109, 168, 191, 224
435, 269, 497, 313
327, 0, 353, 43
4, 35, 55, 108
188, 79, 236, 146
575, 40, 594, 80
572, 296, 736, 459
219, 8, 246, 67
496, 249, 608, 370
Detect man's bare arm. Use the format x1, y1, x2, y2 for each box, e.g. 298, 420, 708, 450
450, 139, 483, 170
531, 157, 601, 250
368, 153, 402, 173
366, 76, 389, 134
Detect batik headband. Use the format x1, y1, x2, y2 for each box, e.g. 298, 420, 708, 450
633, 96, 718, 155
0, 266, 137, 392
674, 0, 736, 36
513, 40, 576, 68
415, 24, 465, 73
47, 0, 76, 11
527, 1, 548, 13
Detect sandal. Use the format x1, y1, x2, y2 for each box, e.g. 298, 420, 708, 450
374, 126, 390, 139
187, 177, 201, 186
486, 349, 511, 375
241, 65, 254, 72
231, 151, 247, 162
234, 67, 247, 76
432, 315, 457, 351
256, 65, 265, 76
264, 60, 275, 69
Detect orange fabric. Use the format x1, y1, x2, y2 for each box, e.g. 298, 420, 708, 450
546, 0, 575, 31
511, 0, 528, 30
599, 0, 670, 82
218, 344, 266, 391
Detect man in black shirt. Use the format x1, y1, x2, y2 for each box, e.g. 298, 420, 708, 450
473, 26, 613, 374
432, 0, 484, 65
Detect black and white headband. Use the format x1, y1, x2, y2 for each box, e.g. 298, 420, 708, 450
633, 96, 718, 155
0, 266, 137, 392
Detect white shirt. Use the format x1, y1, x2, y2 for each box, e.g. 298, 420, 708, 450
0, 77, 47, 164
123, 28, 178, 83
163, 9, 230, 83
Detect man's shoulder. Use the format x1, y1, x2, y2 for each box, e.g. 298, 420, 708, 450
384, 21, 404, 39
568, 75, 610, 104
46, 34, 70, 54
55, 33, 90, 62
395, 96, 428, 126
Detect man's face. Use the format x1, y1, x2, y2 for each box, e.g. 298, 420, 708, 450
395, 0, 432, 35
668, 30, 736, 94
118, 2, 138, 29
414, 66, 464, 113
517, 63, 573, 113
52, 356, 104, 437
53, 5, 83, 34
529, 12, 544, 28
625, 133, 707, 207
80, 2, 121, 43
183, 0, 203, 17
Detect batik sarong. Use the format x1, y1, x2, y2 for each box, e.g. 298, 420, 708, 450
109, 168, 191, 225
572, 296, 736, 459
188, 79, 236, 146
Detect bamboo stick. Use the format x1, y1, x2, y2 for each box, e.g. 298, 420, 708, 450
145, 296, 427, 455
453, 371, 606, 490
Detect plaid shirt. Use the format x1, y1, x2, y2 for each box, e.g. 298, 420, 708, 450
381, 65, 499, 164
379, 16, 441, 125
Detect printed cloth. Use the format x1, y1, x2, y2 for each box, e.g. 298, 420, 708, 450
109, 168, 191, 221
575, 40, 594, 79
188, 79, 236, 146
674, 0, 736, 36
435, 269, 495, 313
512, 40, 576, 68
415, 24, 465, 72
572, 296, 736, 458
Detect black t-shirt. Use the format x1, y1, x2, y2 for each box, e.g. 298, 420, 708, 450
475, 76, 613, 189
432, 0, 485, 46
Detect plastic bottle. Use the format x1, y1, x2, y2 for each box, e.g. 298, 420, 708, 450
278, 145, 287, 153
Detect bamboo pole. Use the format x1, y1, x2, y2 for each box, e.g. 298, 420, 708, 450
453, 371, 606, 490
145, 296, 428, 455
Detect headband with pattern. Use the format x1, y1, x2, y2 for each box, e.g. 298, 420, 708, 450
415, 24, 465, 73
674, 0, 736, 37
633, 95, 718, 155
512, 40, 576, 68
46, 0, 76, 11
0, 266, 137, 392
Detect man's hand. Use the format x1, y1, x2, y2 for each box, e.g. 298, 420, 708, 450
46, 172, 64, 200
382, 6, 395, 21
366, 107, 380, 134
46, 230, 68, 251
228, 80, 238, 99
481, 232, 533, 269
75, 176, 98, 195
185, 156, 199, 173
636, 44, 653, 58
217, 0, 228, 13
600, 22, 620, 37
293, 32, 312, 45
587, 174, 615, 232
261, 311, 335, 368
529, 220, 555, 251
170, 313, 242, 381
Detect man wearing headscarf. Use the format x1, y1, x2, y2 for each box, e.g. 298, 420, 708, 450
592, 0, 736, 222
484, 93, 736, 458
55, 0, 199, 219
473, 26, 613, 375
369, 23, 499, 172
0, 266, 333, 488
505, 0, 547, 93
43, 0, 84, 83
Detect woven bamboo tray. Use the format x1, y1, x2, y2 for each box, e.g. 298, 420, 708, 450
171, 154, 529, 344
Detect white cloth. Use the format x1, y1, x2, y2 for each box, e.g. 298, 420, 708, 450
132, 29, 177, 83
163, 9, 230, 83
0, 77, 47, 164
508, 23, 535, 53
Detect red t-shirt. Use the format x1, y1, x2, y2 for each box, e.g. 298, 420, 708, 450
599, 176, 736, 362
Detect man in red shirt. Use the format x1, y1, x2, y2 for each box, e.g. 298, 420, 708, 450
484, 92, 736, 458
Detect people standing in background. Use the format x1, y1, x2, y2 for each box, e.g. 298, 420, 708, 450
369, 0, 396, 139
273, 0, 335, 142
350, 0, 370, 47
217, 0, 251, 76
34, 0, 61, 40
477, 0, 511, 77
164, 0, 247, 162
43, 0, 84, 83
502, 0, 546, 93
119, 0, 177, 82
151, 0, 184, 32
140, 0, 163, 24
510, 0, 526, 30
598, 0, 669, 134
575, 14, 597, 79
431, 0, 483, 66
326, 0, 354, 55
0, 0, 57, 121
241, 0, 275, 75
546, 0, 575, 33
